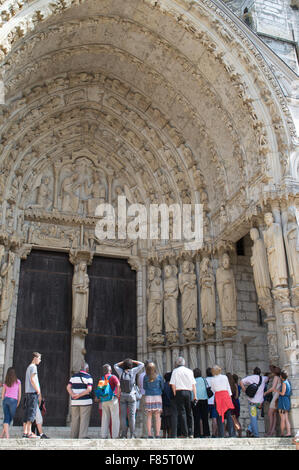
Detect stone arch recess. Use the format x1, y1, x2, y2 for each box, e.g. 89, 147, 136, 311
0, 0, 296, 242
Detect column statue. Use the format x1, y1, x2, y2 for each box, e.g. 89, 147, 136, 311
147, 265, 163, 345
263, 212, 288, 288
199, 257, 217, 338
164, 264, 179, 344
283, 206, 299, 287
250, 228, 273, 315
0, 251, 16, 329
179, 260, 198, 341
72, 261, 89, 332
216, 253, 237, 337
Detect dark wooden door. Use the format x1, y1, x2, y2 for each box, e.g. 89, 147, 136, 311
13, 250, 72, 426
85, 256, 137, 426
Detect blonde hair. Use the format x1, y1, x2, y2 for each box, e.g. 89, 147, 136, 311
146, 362, 157, 382
212, 365, 222, 376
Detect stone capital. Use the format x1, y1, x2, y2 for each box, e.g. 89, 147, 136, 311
69, 249, 93, 266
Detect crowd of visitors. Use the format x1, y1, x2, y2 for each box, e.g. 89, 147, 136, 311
0, 351, 294, 440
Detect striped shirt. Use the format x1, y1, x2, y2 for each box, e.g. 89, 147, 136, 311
68, 371, 93, 406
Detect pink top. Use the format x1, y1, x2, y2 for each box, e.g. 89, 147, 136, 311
4, 379, 21, 400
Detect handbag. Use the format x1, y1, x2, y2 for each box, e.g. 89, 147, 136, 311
204, 378, 213, 399
133, 384, 142, 400
245, 376, 262, 398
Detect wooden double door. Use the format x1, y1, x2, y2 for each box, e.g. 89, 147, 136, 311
13, 250, 137, 427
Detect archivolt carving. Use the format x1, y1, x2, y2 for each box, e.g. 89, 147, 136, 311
0, 0, 295, 250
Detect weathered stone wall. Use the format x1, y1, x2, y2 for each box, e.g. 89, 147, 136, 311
223, 0, 299, 73
233, 234, 269, 379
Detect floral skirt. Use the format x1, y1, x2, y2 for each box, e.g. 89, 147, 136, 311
145, 395, 162, 412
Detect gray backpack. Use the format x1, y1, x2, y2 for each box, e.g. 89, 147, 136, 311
120, 370, 134, 394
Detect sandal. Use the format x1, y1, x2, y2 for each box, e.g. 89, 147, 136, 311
27, 433, 39, 438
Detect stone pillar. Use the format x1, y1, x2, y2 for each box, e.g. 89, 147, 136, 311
206, 342, 216, 368
69, 249, 92, 373
128, 256, 148, 361
166, 348, 172, 372
171, 346, 180, 369
224, 339, 234, 373
189, 344, 198, 370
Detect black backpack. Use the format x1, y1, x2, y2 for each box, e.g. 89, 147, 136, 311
245, 376, 262, 398
120, 370, 134, 394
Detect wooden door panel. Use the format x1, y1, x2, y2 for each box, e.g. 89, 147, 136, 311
13, 250, 72, 426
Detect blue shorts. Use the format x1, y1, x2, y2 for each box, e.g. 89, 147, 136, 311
3, 397, 18, 424
208, 404, 217, 419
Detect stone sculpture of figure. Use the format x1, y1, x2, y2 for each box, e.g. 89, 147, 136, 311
263, 212, 288, 288
0, 251, 16, 329
61, 172, 80, 213
163, 264, 179, 343
250, 228, 272, 314
35, 177, 52, 210
86, 172, 106, 217
72, 261, 89, 331
179, 260, 197, 337
199, 257, 216, 337
216, 253, 237, 337
283, 206, 299, 287
147, 266, 163, 341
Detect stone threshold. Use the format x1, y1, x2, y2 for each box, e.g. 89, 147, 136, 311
0, 428, 295, 450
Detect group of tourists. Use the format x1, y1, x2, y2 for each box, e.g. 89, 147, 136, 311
0, 351, 293, 440
66, 356, 293, 440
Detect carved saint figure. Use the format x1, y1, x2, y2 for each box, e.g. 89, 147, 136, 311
147, 266, 163, 337
163, 264, 179, 340
250, 228, 272, 313
35, 176, 52, 210
72, 261, 89, 330
0, 251, 15, 328
179, 260, 197, 332
199, 257, 216, 336
216, 253, 237, 334
61, 172, 80, 213
283, 207, 299, 287
86, 172, 106, 216
263, 212, 288, 288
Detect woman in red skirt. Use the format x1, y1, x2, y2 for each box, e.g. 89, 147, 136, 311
210, 365, 235, 437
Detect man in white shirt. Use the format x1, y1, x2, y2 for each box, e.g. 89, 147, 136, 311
240, 367, 269, 437
170, 357, 197, 438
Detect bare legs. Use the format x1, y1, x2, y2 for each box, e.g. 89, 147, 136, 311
147, 410, 161, 438
279, 410, 291, 437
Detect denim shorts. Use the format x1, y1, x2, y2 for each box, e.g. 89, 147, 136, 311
24, 393, 39, 423
208, 404, 218, 419
3, 397, 18, 424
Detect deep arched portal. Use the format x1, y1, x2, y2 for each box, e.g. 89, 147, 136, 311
0, 0, 298, 432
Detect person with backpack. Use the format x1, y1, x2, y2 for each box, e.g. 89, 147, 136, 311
240, 367, 269, 437
114, 358, 144, 438
95, 364, 120, 439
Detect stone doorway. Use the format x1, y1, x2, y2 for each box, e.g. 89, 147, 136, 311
86, 256, 137, 427
11, 250, 137, 427
12, 250, 72, 426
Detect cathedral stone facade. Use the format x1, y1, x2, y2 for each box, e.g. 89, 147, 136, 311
0, 0, 299, 431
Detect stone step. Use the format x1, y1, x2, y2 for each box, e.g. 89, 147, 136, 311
0, 428, 295, 450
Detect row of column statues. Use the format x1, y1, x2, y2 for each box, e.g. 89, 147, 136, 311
250, 210, 299, 313
147, 209, 299, 353
147, 252, 237, 346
